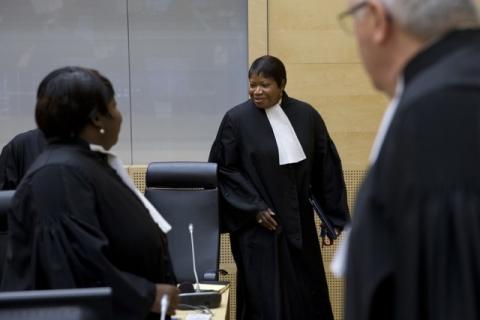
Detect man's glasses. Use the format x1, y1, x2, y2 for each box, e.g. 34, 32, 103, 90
337, 1, 370, 34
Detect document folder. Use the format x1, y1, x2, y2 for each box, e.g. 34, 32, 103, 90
308, 194, 337, 241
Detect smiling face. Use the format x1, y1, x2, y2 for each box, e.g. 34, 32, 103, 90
248, 73, 285, 109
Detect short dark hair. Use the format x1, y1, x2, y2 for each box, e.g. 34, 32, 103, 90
35, 66, 115, 139
248, 55, 287, 87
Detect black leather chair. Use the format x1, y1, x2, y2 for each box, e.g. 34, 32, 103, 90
0, 190, 14, 280
145, 162, 220, 284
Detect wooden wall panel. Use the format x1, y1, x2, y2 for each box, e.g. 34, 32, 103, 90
266, 0, 387, 170
268, 0, 359, 64
268, 1, 357, 64
248, 0, 268, 64
270, 30, 360, 64
283, 63, 386, 168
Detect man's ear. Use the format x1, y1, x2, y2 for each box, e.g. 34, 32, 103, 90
370, 1, 392, 44
280, 79, 286, 91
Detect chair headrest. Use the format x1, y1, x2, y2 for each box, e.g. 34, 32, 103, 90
146, 162, 217, 189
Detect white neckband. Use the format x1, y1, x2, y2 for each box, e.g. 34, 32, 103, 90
265, 100, 306, 165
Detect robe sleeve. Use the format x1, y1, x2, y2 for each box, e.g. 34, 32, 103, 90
1, 165, 156, 320
209, 114, 268, 232
0, 140, 20, 190
311, 112, 350, 229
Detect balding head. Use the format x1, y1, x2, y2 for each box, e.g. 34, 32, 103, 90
382, 0, 480, 41
345, 0, 479, 96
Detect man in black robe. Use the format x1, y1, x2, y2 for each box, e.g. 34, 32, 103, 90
210, 56, 350, 319
342, 0, 480, 319
0, 128, 46, 190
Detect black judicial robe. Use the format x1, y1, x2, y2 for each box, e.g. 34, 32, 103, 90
346, 30, 480, 320
0, 129, 46, 190
1, 140, 176, 320
209, 93, 350, 320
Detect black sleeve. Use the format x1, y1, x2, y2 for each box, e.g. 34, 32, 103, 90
0, 141, 20, 190
209, 114, 268, 232
2, 165, 156, 320
311, 112, 350, 228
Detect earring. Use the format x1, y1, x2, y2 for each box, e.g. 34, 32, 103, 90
99, 128, 105, 135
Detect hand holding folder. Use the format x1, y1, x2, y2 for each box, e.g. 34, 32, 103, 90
308, 194, 338, 246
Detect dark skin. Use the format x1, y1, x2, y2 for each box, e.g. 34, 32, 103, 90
151, 284, 180, 316
256, 208, 278, 231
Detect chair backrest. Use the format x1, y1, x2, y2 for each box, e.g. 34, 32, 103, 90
0, 287, 112, 320
0, 190, 14, 280
145, 162, 219, 283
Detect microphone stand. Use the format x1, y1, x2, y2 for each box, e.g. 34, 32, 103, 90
189, 224, 201, 293
178, 223, 221, 310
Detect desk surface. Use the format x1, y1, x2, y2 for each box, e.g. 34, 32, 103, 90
174, 285, 230, 320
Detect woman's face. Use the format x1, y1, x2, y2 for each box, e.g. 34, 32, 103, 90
100, 99, 122, 150
248, 73, 285, 109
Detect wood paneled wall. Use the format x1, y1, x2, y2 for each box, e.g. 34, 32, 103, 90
248, 0, 387, 170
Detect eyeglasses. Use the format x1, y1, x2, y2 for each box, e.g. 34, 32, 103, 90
337, 1, 370, 34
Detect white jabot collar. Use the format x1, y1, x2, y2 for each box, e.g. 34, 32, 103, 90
89, 144, 172, 233
265, 100, 307, 165
368, 77, 405, 164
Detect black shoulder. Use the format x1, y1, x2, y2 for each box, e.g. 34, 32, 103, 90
27, 146, 101, 180
225, 100, 254, 119
10, 129, 45, 146
397, 86, 480, 131
284, 95, 320, 115
285, 96, 314, 109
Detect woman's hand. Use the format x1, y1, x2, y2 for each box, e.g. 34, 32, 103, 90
321, 227, 342, 247
256, 208, 278, 231
151, 284, 180, 315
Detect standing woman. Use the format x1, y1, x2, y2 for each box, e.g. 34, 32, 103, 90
1, 67, 179, 320
209, 55, 350, 320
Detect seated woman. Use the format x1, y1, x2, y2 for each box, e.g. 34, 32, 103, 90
0, 66, 179, 320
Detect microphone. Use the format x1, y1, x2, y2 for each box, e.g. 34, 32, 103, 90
189, 223, 201, 293
160, 294, 169, 320
178, 223, 221, 309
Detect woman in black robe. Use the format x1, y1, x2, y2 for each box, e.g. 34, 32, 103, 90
209, 55, 350, 320
1, 66, 179, 320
